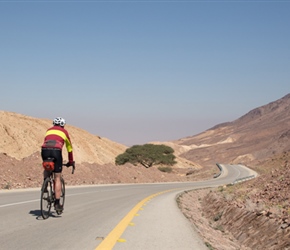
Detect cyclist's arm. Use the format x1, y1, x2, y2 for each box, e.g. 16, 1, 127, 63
64, 133, 74, 163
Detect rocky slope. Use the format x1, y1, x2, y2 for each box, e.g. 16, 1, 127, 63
0, 151, 211, 190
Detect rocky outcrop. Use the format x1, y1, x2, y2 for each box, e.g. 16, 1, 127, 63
202, 192, 290, 250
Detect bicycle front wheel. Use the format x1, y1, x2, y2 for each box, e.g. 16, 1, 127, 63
40, 178, 52, 219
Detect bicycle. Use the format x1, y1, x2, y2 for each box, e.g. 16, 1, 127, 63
40, 158, 75, 219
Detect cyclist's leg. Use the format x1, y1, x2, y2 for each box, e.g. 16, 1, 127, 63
54, 173, 64, 213
52, 149, 63, 202
54, 173, 62, 200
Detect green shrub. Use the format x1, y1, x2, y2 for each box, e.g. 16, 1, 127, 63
115, 144, 177, 168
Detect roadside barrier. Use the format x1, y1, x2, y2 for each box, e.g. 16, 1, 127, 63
214, 163, 256, 185
231, 175, 256, 185
213, 163, 223, 178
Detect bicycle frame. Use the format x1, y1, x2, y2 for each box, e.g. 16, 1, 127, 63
40, 162, 74, 219
40, 171, 65, 219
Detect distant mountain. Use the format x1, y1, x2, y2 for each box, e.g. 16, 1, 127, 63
174, 93, 290, 167
0, 111, 127, 164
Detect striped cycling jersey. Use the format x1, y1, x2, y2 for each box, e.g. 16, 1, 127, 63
42, 125, 74, 162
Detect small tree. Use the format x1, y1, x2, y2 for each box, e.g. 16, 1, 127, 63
115, 144, 177, 168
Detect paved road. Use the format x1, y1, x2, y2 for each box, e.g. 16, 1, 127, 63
0, 164, 256, 250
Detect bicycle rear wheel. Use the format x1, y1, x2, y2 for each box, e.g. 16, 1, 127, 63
56, 177, 65, 215
40, 178, 53, 219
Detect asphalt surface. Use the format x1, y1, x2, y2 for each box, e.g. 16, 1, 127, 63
0, 164, 256, 250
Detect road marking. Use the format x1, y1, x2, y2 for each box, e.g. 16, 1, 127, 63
0, 192, 84, 208
0, 191, 102, 208
95, 189, 176, 250
0, 199, 39, 208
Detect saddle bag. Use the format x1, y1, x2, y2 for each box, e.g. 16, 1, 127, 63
42, 159, 55, 171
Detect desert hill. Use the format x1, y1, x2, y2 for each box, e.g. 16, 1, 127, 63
174, 93, 290, 167
0, 111, 126, 164
0, 111, 204, 190
0, 111, 203, 169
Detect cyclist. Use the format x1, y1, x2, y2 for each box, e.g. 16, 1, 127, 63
41, 117, 75, 212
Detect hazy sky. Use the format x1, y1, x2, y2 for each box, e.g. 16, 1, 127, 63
1, 0, 289, 146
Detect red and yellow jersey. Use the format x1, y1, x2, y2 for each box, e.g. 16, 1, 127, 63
42, 125, 74, 162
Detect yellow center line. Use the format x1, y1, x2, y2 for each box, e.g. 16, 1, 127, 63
95, 189, 177, 250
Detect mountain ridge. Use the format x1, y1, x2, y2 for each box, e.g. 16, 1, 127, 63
175, 93, 290, 167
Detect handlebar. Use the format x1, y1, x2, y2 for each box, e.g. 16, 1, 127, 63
63, 162, 75, 174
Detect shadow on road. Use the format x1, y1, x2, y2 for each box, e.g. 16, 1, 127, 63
29, 209, 43, 220
29, 209, 62, 220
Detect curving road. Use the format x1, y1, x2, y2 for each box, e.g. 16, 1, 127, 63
0, 164, 256, 250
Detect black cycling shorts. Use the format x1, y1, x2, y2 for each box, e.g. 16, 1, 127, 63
41, 148, 63, 173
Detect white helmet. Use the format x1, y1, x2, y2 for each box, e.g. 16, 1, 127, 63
53, 117, 66, 127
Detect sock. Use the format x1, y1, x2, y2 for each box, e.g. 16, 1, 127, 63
55, 199, 60, 205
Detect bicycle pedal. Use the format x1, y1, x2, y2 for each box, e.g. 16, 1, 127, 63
56, 210, 63, 215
